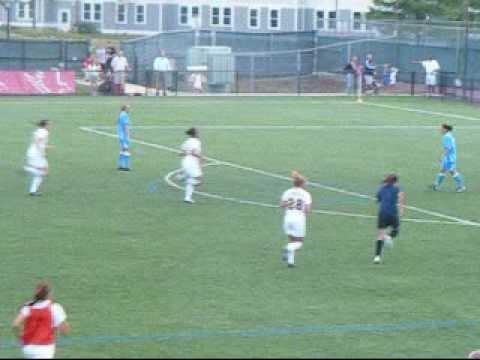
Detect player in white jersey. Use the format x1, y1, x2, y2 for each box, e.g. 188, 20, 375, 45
280, 171, 312, 268
23, 120, 51, 196
180, 127, 203, 203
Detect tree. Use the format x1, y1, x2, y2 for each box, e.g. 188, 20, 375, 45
368, 0, 443, 20
368, 0, 480, 21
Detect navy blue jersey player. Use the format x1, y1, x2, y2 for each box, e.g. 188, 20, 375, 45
374, 173, 405, 264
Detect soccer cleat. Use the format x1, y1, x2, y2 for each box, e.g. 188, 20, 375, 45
287, 264, 295, 268
117, 167, 131, 171
431, 184, 438, 191
184, 199, 195, 204
456, 186, 466, 193
29, 192, 42, 196
373, 256, 381, 264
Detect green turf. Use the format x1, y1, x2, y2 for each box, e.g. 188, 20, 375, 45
1, 96, 479, 358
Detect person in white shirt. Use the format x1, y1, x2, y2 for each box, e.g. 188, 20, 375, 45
111, 50, 130, 95
153, 50, 172, 96
12, 281, 69, 359
414, 56, 440, 94
86, 59, 101, 96
280, 171, 312, 268
24, 120, 51, 196
180, 127, 203, 203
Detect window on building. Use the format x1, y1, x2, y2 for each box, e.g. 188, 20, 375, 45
211, 7, 220, 25
223, 7, 232, 25
328, 11, 336, 29
117, 4, 127, 24
192, 6, 199, 19
93, 3, 101, 21
135, 5, 145, 24
60, 11, 70, 23
249, 8, 259, 28
18, 1, 33, 19
353, 12, 362, 30
316, 10, 324, 29
180, 6, 188, 24
83, 3, 91, 21
270, 9, 279, 29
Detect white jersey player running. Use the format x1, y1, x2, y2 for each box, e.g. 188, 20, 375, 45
280, 171, 312, 268
24, 120, 51, 196
180, 127, 203, 203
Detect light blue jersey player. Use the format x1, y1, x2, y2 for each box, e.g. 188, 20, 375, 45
117, 105, 131, 171
433, 124, 465, 192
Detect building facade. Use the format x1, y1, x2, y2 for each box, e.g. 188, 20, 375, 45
0, 0, 373, 34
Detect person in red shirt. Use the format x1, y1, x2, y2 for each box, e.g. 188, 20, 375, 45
12, 281, 69, 359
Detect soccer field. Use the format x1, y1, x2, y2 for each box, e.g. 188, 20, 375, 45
1, 95, 479, 358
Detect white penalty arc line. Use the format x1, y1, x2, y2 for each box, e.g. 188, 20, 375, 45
79, 126, 480, 227
361, 102, 480, 122
163, 166, 468, 226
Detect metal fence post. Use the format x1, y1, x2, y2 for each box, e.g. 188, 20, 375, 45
249, 54, 255, 94
410, 71, 415, 96
296, 51, 301, 95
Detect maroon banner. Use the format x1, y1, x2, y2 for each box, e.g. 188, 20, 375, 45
0, 71, 76, 95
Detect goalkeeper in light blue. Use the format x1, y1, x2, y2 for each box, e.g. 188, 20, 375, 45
117, 105, 131, 171
432, 124, 465, 192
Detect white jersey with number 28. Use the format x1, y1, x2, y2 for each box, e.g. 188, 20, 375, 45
281, 187, 312, 221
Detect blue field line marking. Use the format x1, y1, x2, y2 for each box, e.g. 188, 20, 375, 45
2, 319, 479, 349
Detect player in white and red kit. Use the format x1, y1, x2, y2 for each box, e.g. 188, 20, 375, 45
180, 127, 203, 203
24, 120, 51, 196
280, 171, 312, 268
12, 281, 69, 359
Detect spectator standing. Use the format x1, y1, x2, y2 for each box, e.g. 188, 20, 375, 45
344, 56, 359, 95
413, 56, 440, 94
364, 53, 378, 94
95, 47, 107, 73
152, 50, 173, 96
86, 58, 101, 96
111, 50, 130, 96
81, 53, 95, 80
12, 281, 69, 359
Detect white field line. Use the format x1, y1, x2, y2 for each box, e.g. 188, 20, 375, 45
80, 126, 480, 227
89, 125, 480, 131
163, 166, 467, 226
361, 102, 480, 122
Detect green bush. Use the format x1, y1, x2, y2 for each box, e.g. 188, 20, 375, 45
76, 22, 98, 34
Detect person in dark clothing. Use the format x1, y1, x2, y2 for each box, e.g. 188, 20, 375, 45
344, 56, 359, 95
373, 173, 405, 264
364, 53, 379, 94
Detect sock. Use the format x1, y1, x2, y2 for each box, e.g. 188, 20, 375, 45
434, 173, 445, 187
286, 242, 303, 265
30, 176, 43, 194
118, 153, 125, 168
124, 152, 131, 169
375, 240, 384, 256
185, 183, 194, 201
453, 172, 464, 189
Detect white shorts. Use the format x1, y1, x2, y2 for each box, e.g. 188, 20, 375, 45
283, 217, 306, 238
22, 345, 55, 359
426, 74, 437, 86
26, 154, 48, 170
182, 158, 202, 178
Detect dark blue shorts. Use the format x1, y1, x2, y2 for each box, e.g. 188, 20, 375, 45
377, 213, 399, 230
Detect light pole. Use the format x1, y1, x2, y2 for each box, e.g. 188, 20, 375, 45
463, 0, 470, 89
1, 1, 13, 39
